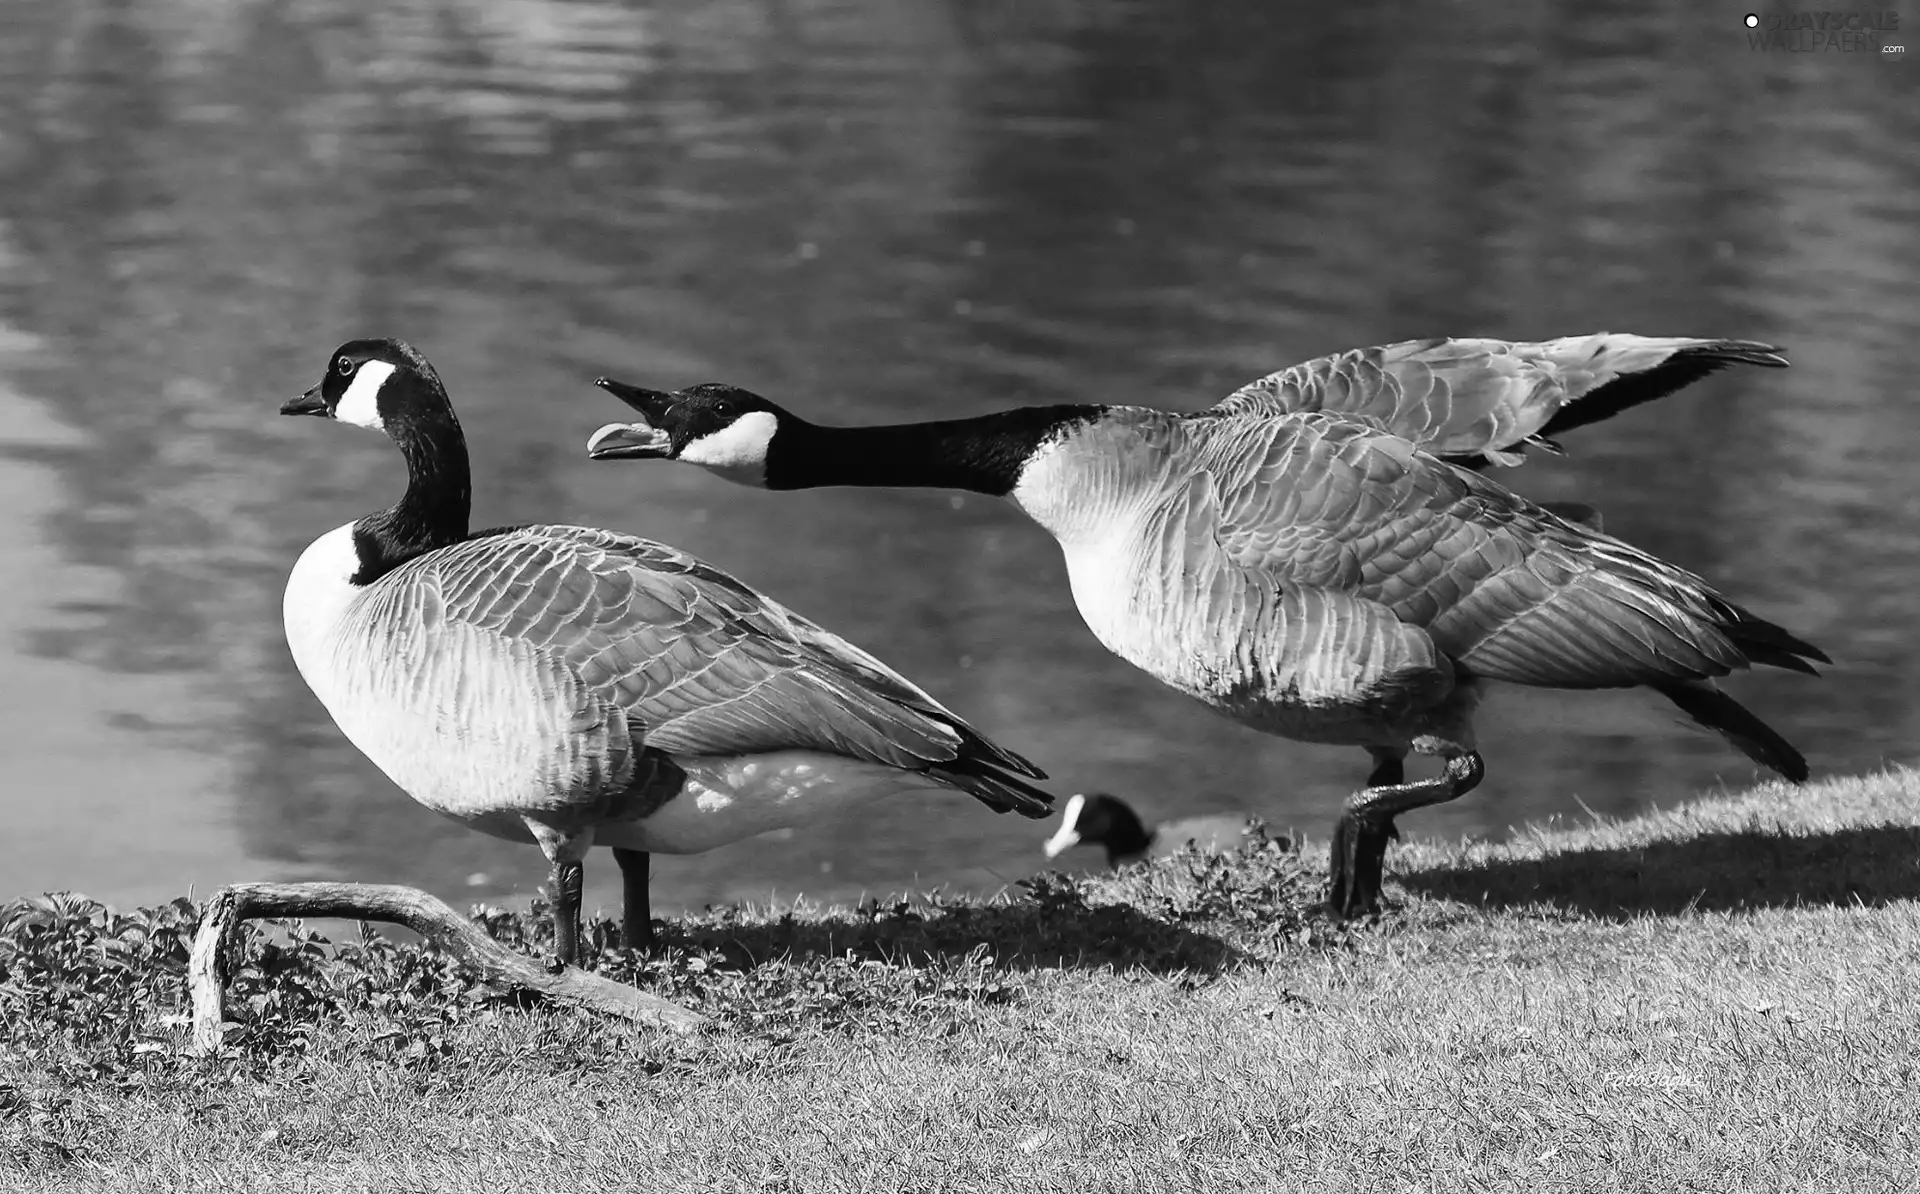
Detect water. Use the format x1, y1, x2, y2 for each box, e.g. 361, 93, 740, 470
0, 0, 1913, 918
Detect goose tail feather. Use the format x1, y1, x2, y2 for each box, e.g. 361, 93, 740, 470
935, 758, 1056, 818
1720, 602, 1832, 674
1652, 679, 1809, 782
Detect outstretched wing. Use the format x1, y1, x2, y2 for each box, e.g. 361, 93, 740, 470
1206, 334, 1787, 466
1178, 413, 1820, 688
420, 526, 1045, 791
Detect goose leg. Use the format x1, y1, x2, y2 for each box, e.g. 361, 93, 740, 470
548, 856, 585, 969
1328, 751, 1483, 918
526, 821, 594, 970
1365, 750, 1405, 788
612, 847, 657, 953
1328, 750, 1403, 910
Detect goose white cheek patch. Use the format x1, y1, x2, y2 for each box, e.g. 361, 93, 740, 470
335, 360, 397, 430
1042, 793, 1087, 858
677, 410, 777, 484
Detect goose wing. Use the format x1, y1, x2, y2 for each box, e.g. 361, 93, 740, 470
1206, 335, 1788, 466
1187, 413, 1822, 688
421, 525, 1046, 792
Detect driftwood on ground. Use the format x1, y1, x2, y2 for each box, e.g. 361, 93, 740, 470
187, 880, 702, 1054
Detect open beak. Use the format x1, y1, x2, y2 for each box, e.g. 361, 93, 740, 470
586, 421, 674, 460
1041, 825, 1080, 859
279, 384, 329, 418
589, 377, 678, 459
595, 376, 678, 420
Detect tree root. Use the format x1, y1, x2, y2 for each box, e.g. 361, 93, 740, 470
187, 881, 702, 1054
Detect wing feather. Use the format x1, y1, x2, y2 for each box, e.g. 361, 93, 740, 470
402, 526, 1046, 786
1186, 413, 1818, 689
1207, 334, 1787, 466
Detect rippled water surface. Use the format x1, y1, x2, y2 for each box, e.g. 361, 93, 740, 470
0, 0, 1914, 916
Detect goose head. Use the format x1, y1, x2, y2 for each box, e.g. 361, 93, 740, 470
280, 338, 458, 438
1042, 792, 1154, 866
281, 337, 471, 583
587, 379, 792, 487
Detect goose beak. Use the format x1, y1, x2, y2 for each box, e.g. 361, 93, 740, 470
1041, 825, 1080, 859
586, 421, 674, 460
280, 384, 328, 418
595, 377, 677, 420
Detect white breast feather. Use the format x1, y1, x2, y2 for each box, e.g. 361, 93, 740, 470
283, 523, 364, 680
1012, 440, 1179, 678
1015, 428, 1282, 707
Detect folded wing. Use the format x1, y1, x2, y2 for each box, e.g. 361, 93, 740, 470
418, 525, 1051, 814
1187, 413, 1825, 689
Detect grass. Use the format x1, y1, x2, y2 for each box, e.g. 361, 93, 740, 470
3, 769, 1918, 1192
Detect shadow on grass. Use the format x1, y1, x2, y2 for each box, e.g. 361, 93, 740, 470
1400, 823, 1920, 918
645, 895, 1247, 977
560, 835, 1321, 981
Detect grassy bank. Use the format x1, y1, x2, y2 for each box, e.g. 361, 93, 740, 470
4, 769, 1918, 1192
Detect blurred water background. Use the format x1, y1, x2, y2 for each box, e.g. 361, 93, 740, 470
0, 0, 1913, 917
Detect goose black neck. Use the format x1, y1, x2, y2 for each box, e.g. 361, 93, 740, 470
764, 405, 1106, 496
352, 408, 472, 585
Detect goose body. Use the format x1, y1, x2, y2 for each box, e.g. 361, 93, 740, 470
282, 339, 1051, 960
1005, 407, 1811, 741
286, 522, 1019, 854
587, 331, 1827, 915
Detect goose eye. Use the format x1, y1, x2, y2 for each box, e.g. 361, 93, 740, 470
335, 355, 356, 376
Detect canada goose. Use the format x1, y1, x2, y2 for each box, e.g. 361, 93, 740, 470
280, 339, 1052, 965
1042, 792, 1250, 867
585, 333, 1828, 917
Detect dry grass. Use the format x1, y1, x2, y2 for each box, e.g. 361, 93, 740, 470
4, 769, 1918, 1192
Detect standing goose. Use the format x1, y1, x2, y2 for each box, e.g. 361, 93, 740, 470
585, 334, 1827, 916
280, 338, 1052, 964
